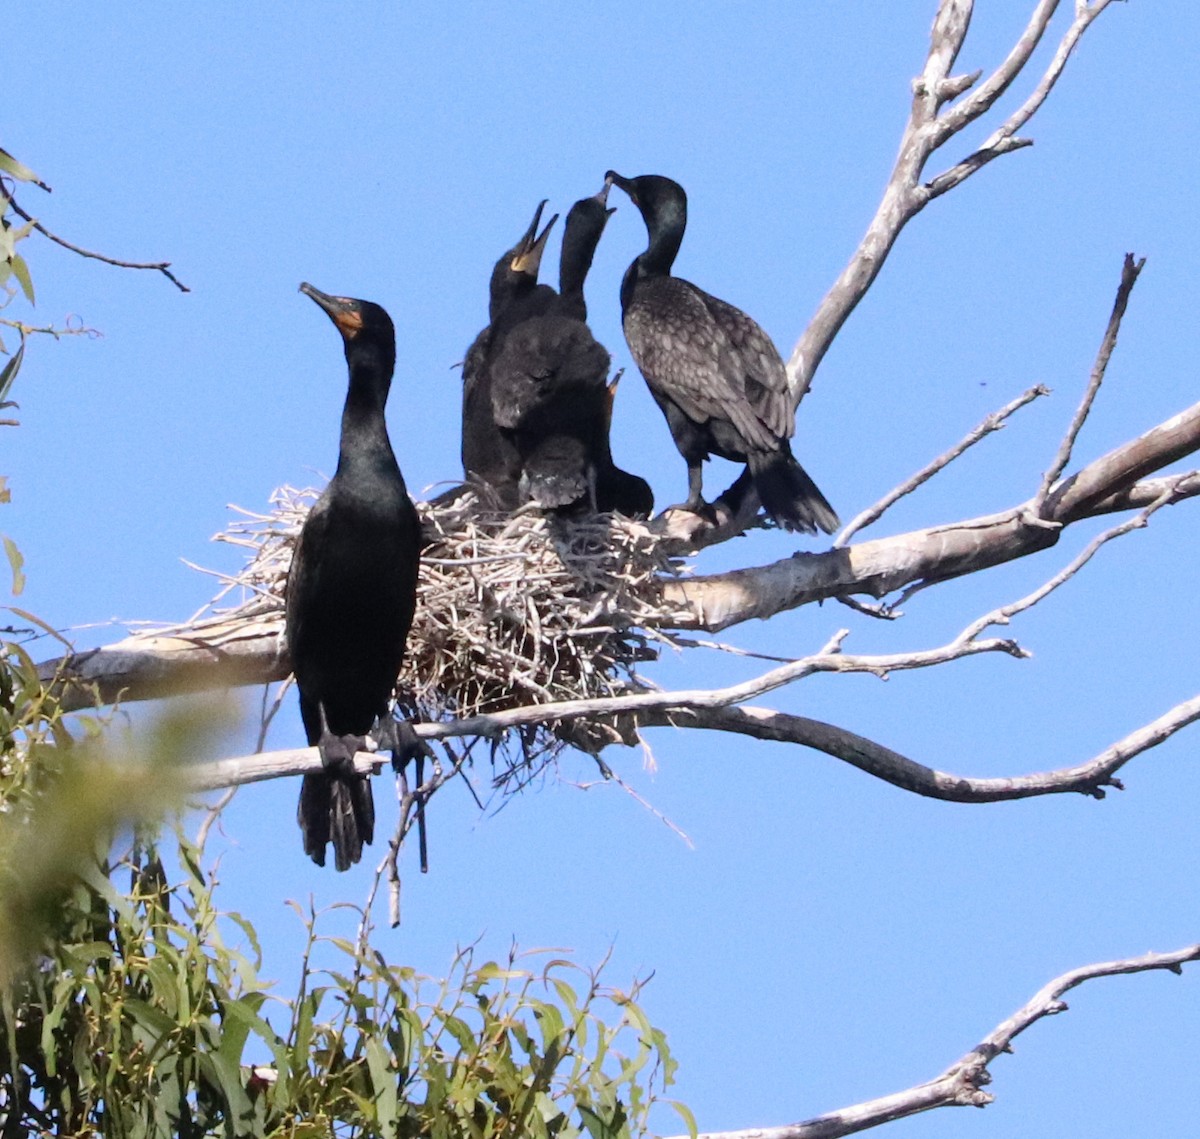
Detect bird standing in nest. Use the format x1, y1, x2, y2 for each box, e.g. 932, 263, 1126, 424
459, 200, 559, 508
287, 283, 426, 871
491, 185, 653, 517
605, 171, 837, 534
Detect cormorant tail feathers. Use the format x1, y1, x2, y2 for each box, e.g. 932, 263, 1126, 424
748, 446, 839, 535
298, 770, 375, 872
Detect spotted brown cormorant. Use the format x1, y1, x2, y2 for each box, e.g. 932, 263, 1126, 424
604, 172, 838, 534
491, 186, 651, 517
459, 201, 558, 506
286, 283, 423, 871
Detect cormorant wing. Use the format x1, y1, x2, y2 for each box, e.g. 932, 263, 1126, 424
284, 489, 335, 683
700, 290, 794, 442
623, 277, 783, 453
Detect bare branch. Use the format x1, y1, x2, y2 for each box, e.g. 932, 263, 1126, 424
5, 191, 190, 293
661, 943, 1200, 1139
835, 384, 1048, 548
664, 407, 1200, 632
1036, 253, 1145, 506
928, 0, 1116, 199
960, 479, 1182, 642
184, 630, 1026, 793
35, 392, 1200, 708
1046, 399, 1200, 522
788, 0, 1117, 404
650, 690, 1200, 803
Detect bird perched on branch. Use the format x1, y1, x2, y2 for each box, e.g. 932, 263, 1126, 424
491, 185, 653, 517
286, 283, 424, 871
604, 171, 837, 534
459, 200, 559, 507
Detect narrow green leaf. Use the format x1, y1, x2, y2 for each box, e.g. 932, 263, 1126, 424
365, 1035, 399, 1129
670, 1099, 699, 1139
0, 147, 47, 187
4, 535, 25, 595
0, 338, 25, 402
10, 253, 34, 304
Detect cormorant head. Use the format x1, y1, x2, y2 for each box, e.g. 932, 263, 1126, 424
560, 183, 616, 296
604, 172, 687, 228
508, 199, 559, 278
605, 173, 687, 277
300, 284, 396, 371
300, 283, 392, 341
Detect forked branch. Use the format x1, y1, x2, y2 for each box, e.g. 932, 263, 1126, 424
660, 943, 1200, 1139
788, 0, 1117, 405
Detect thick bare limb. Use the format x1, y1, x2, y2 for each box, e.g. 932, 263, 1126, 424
37, 405, 1200, 708
659, 943, 1200, 1139
788, 0, 1116, 404
666, 430, 1200, 633
643, 691, 1200, 803
186, 687, 1200, 807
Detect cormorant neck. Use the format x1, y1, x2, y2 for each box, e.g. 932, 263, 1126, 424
636, 197, 685, 278
337, 339, 397, 467
559, 223, 600, 301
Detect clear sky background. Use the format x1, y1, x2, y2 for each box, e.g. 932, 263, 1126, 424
6, 3, 1200, 1135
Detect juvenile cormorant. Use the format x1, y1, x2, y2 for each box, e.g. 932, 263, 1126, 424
286, 283, 422, 871
491, 186, 651, 517
604, 171, 838, 534
459, 201, 558, 506
594, 376, 654, 518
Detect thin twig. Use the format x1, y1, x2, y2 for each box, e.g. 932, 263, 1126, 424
6, 191, 190, 293
1036, 252, 1145, 507
659, 690, 1200, 803
835, 384, 1048, 547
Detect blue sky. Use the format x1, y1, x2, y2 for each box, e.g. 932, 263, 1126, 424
6, 4, 1200, 1135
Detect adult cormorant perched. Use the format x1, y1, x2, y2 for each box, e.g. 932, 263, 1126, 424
459, 201, 558, 506
491, 186, 652, 517
286, 283, 423, 871
604, 171, 838, 535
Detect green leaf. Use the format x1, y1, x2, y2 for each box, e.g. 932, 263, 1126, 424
0, 337, 25, 403
125, 996, 179, 1041
577, 1103, 622, 1139
0, 147, 47, 188
10, 253, 34, 304
4, 535, 25, 595
365, 1035, 399, 1129
669, 1099, 699, 1139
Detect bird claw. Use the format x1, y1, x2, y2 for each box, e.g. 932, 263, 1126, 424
317, 729, 368, 772
372, 715, 433, 770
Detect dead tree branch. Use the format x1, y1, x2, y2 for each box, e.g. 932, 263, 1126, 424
835, 383, 1049, 548
643, 690, 1200, 803
1036, 252, 1145, 505
183, 686, 1200, 807
5, 190, 190, 293
35, 407, 1200, 710
788, 0, 1116, 405
660, 942, 1200, 1139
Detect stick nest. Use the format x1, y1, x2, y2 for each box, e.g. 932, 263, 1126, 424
193, 485, 691, 777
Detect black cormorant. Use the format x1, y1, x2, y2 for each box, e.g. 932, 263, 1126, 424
286, 283, 423, 871
459, 201, 558, 506
491, 186, 651, 517
604, 171, 838, 534
594, 376, 654, 518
